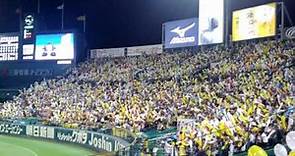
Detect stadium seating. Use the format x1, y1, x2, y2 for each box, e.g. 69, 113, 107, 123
0, 39, 294, 155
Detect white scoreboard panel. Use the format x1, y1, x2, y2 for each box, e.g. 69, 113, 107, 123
0, 35, 19, 61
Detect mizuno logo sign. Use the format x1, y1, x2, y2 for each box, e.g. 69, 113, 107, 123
169, 22, 196, 45
171, 23, 195, 37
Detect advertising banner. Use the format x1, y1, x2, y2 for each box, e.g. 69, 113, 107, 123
164, 18, 198, 49
127, 44, 162, 56
232, 3, 276, 41
55, 128, 128, 152
0, 122, 131, 153
0, 122, 26, 135
90, 48, 125, 59
198, 0, 224, 45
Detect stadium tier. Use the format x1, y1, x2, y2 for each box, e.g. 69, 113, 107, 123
1, 39, 294, 156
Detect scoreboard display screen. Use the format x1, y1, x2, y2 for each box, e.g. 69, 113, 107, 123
0, 34, 19, 61
232, 3, 276, 41
35, 33, 74, 61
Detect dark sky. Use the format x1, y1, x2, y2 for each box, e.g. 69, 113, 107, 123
0, 0, 294, 49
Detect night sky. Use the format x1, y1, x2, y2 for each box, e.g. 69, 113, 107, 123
0, 0, 294, 49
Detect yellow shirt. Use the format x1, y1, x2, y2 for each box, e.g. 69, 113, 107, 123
178, 142, 188, 156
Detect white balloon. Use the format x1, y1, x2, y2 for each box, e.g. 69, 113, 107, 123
274, 144, 288, 156
286, 131, 295, 150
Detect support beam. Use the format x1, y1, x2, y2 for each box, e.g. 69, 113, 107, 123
281, 2, 284, 40
283, 4, 294, 26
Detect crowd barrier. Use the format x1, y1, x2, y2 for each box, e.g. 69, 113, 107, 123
0, 120, 290, 156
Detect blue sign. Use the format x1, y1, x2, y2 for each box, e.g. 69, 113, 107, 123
164, 18, 198, 49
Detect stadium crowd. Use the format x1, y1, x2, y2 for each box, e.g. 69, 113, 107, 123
0, 39, 294, 155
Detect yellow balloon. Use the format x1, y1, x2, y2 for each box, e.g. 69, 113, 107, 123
289, 151, 295, 156
248, 145, 268, 156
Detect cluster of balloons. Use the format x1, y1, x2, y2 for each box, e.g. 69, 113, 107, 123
248, 131, 295, 156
